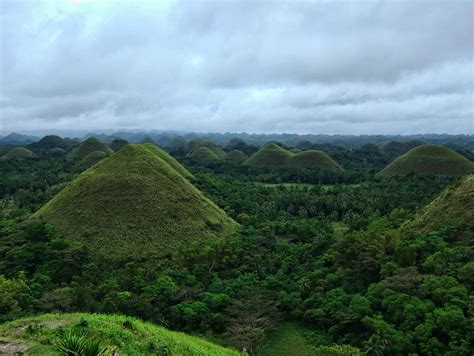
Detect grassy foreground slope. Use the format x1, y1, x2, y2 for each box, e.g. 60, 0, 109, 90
32, 144, 237, 258
287, 150, 344, 172
0, 313, 238, 355
411, 174, 474, 239
378, 144, 474, 177
244, 143, 293, 168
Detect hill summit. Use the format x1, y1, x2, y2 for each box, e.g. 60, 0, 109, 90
32, 144, 236, 258
244, 142, 293, 168
287, 150, 344, 172
2, 147, 35, 160
67, 137, 113, 160
378, 144, 474, 177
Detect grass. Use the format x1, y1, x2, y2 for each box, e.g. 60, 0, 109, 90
2, 147, 36, 160
258, 321, 317, 356
142, 143, 194, 179
188, 139, 226, 158
32, 144, 238, 258
224, 150, 246, 162
79, 151, 110, 169
244, 143, 294, 168
411, 174, 474, 239
287, 150, 344, 172
188, 147, 220, 163
109, 138, 128, 152
0, 313, 239, 355
378, 144, 474, 177
67, 137, 113, 161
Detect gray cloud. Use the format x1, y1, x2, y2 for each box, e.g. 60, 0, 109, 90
0, 0, 473, 134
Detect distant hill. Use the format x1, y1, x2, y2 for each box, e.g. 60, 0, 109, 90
140, 136, 157, 145
287, 150, 344, 172
380, 140, 424, 158
411, 174, 474, 241
67, 137, 113, 160
188, 146, 220, 163
2, 147, 36, 160
378, 144, 474, 177
0, 132, 37, 145
30, 135, 67, 149
166, 135, 188, 151
188, 139, 225, 158
0, 313, 238, 355
244, 143, 293, 168
32, 144, 236, 258
109, 138, 129, 152
224, 150, 246, 162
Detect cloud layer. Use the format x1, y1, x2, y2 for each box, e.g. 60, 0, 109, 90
1, 0, 473, 134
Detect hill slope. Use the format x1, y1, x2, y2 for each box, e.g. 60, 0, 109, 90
188, 146, 219, 163
67, 137, 113, 160
0, 313, 238, 355
411, 174, 474, 240
188, 139, 225, 158
2, 147, 35, 160
30, 135, 67, 149
244, 143, 293, 168
224, 150, 246, 162
109, 138, 129, 152
142, 143, 194, 179
32, 144, 236, 258
287, 150, 344, 172
378, 144, 474, 177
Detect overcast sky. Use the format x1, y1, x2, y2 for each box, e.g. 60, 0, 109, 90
1, 0, 473, 134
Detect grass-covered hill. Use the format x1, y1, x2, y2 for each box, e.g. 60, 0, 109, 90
188, 139, 226, 158
109, 138, 129, 152
2, 147, 36, 160
411, 174, 474, 240
140, 136, 157, 145
142, 143, 194, 179
378, 144, 474, 177
79, 151, 110, 169
166, 135, 188, 151
224, 150, 246, 162
380, 140, 424, 158
244, 143, 293, 168
67, 137, 113, 161
32, 144, 236, 258
0, 313, 238, 355
188, 146, 220, 163
30, 135, 67, 149
287, 150, 344, 172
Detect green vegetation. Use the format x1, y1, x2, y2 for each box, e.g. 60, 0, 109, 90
31, 135, 67, 149
244, 143, 293, 168
188, 146, 220, 164
287, 150, 344, 172
142, 143, 194, 179
289, 148, 302, 154
188, 139, 226, 158
411, 174, 473, 238
2, 147, 36, 160
109, 138, 128, 152
31, 144, 237, 258
166, 136, 188, 152
79, 151, 110, 169
49, 148, 66, 157
224, 150, 246, 162
140, 136, 157, 145
1, 134, 473, 355
67, 137, 113, 161
0, 313, 238, 355
378, 144, 474, 177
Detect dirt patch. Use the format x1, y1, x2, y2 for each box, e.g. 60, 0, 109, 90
0, 339, 29, 354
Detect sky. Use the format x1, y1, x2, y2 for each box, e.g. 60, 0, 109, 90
0, 0, 473, 135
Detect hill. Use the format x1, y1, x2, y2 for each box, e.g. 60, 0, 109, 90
188, 146, 219, 164
188, 139, 226, 158
287, 150, 344, 172
0, 313, 238, 355
378, 144, 474, 177
381, 140, 424, 158
0, 132, 36, 145
32, 144, 236, 258
167, 135, 188, 151
224, 150, 246, 162
244, 143, 293, 168
2, 147, 35, 160
140, 136, 157, 145
411, 174, 474, 240
79, 151, 110, 169
30, 135, 66, 149
109, 138, 129, 152
67, 137, 113, 160
142, 143, 193, 179
49, 147, 66, 157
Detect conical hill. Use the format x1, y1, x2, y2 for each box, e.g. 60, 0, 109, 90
32, 144, 237, 258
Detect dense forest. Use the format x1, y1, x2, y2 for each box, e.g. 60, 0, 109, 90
0, 133, 473, 355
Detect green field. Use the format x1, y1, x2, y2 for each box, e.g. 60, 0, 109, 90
258, 322, 317, 355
